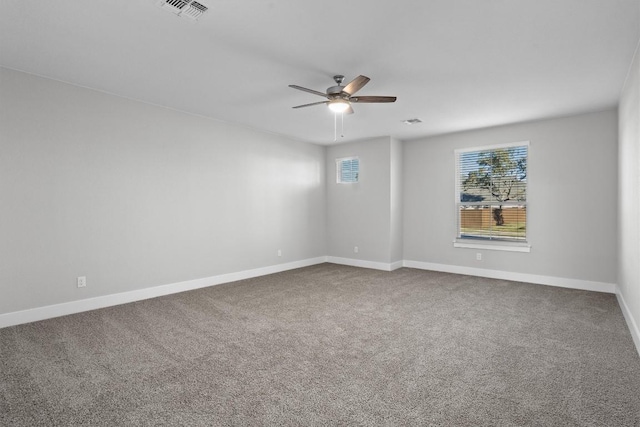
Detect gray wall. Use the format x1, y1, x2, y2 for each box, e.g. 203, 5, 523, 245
403, 110, 618, 283
0, 65, 626, 319
0, 67, 326, 315
618, 45, 640, 327
390, 137, 403, 263
326, 136, 401, 264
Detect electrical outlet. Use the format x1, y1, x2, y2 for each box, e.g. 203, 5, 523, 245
277, 249, 282, 257
476, 253, 482, 261
354, 246, 359, 253
77, 276, 87, 288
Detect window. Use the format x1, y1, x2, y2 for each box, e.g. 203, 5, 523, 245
455, 142, 528, 245
336, 157, 359, 183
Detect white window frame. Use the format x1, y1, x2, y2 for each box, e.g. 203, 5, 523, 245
453, 141, 531, 253
336, 156, 359, 184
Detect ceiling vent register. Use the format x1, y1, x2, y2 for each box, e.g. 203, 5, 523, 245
157, 0, 208, 20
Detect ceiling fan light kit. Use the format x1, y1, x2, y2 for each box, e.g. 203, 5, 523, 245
328, 99, 350, 113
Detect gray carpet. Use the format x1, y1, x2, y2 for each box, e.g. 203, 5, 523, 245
1, 264, 639, 426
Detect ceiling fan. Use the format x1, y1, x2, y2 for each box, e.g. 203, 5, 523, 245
289, 75, 397, 114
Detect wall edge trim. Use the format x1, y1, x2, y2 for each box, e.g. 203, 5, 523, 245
616, 288, 640, 356
0, 256, 328, 329
326, 256, 394, 271
402, 260, 616, 294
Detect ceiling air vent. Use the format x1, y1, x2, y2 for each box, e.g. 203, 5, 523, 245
157, 0, 208, 20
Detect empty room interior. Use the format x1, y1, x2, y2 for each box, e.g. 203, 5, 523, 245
2, 1, 640, 425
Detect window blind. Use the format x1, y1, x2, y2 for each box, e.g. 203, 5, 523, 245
456, 143, 528, 242
337, 157, 359, 183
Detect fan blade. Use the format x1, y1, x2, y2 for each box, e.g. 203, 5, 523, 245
350, 96, 397, 103
342, 75, 370, 95
345, 105, 354, 115
292, 100, 329, 109
288, 85, 328, 98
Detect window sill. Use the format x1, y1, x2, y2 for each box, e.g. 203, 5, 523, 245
453, 239, 531, 253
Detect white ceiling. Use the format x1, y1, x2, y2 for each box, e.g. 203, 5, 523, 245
1, 1, 638, 145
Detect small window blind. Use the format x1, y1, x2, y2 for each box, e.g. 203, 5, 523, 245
337, 157, 359, 183
456, 142, 528, 242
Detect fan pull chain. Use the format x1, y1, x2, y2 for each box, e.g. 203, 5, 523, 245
333, 112, 346, 141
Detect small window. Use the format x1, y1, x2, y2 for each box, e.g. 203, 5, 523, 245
337, 157, 359, 184
455, 142, 528, 243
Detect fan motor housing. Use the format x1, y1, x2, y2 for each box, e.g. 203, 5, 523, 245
327, 85, 345, 96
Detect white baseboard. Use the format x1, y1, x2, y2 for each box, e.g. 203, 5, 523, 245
390, 260, 404, 271
616, 290, 640, 355
0, 257, 621, 331
326, 256, 401, 271
402, 260, 617, 294
0, 257, 328, 329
